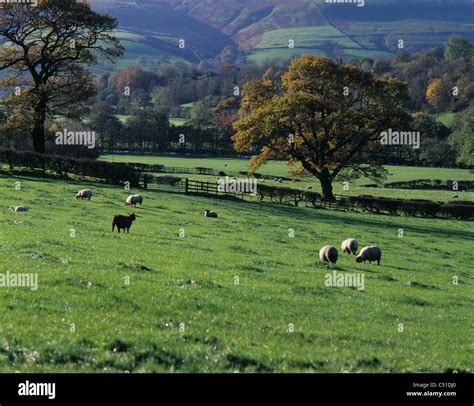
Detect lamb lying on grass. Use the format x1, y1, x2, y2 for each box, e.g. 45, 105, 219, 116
341, 238, 358, 255
76, 189, 92, 200
204, 209, 218, 218
356, 246, 382, 265
9, 206, 28, 212
125, 194, 143, 207
112, 213, 136, 234
319, 245, 338, 264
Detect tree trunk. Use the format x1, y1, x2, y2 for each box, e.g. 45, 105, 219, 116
319, 173, 335, 202
32, 103, 46, 154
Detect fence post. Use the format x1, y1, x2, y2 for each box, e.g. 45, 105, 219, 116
185, 178, 189, 193
143, 174, 148, 190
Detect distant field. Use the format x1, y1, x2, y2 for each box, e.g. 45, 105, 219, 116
93, 30, 188, 74
344, 49, 394, 59
101, 154, 296, 176
255, 26, 360, 50
100, 154, 474, 182
249, 25, 357, 63
437, 112, 455, 128
247, 48, 328, 64
1, 174, 472, 372
100, 155, 474, 202
169, 118, 187, 127
116, 115, 131, 125
246, 17, 474, 64
342, 20, 474, 52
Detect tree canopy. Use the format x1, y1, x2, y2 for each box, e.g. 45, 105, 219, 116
444, 35, 473, 61
233, 55, 412, 200
449, 107, 474, 167
0, 0, 123, 153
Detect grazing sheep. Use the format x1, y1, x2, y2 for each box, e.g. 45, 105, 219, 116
9, 205, 28, 212
112, 213, 136, 234
76, 189, 92, 200
341, 238, 358, 255
125, 194, 143, 207
319, 245, 338, 264
204, 209, 218, 218
356, 246, 382, 265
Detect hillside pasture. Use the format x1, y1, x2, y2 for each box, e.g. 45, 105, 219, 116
340, 20, 474, 52
99, 155, 474, 202
0, 174, 472, 372
93, 30, 188, 74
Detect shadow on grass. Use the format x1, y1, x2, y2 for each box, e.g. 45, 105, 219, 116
238, 199, 474, 240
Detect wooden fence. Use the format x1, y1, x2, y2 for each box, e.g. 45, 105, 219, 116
185, 179, 219, 195
139, 175, 474, 219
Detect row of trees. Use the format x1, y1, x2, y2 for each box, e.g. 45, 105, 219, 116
0, 1, 472, 200
86, 98, 237, 154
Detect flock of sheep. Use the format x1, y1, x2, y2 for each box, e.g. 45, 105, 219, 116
75, 189, 144, 234
79, 188, 381, 265
75, 189, 219, 233
320, 239, 382, 265
11, 187, 382, 265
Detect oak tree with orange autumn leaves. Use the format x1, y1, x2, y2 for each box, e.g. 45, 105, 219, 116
233, 56, 412, 201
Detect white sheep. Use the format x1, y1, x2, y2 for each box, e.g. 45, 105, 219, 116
204, 209, 218, 218
9, 205, 29, 212
125, 194, 143, 207
341, 238, 358, 255
76, 189, 92, 200
356, 246, 382, 265
319, 245, 338, 264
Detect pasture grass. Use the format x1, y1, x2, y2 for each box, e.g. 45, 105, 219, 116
169, 118, 187, 127
254, 26, 360, 49
99, 155, 474, 202
99, 155, 474, 182
247, 48, 328, 64
0, 174, 472, 372
437, 113, 455, 128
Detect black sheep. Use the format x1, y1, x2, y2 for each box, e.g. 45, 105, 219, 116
112, 213, 136, 234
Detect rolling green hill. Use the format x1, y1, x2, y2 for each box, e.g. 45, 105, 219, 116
0, 174, 472, 372
92, 1, 237, 67
90, 0, 474, 66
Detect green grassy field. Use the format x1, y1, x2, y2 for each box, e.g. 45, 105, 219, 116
100, 155, 474, 202
437, 112, 455, 128
169, 118, 187, 127
92, 30, 188, 74
100, 155, 473, 182
341, 20, 474, 52
247, 48, 329, 64
0, 174, 472, 372
255, 26, 360, 50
